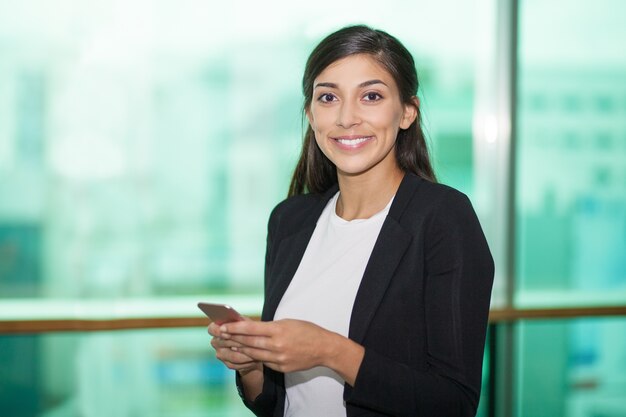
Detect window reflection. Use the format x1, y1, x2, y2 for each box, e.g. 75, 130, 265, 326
516, 0, 626, 303
0, 0, 478, 300
0, 330, 250, 417
516, 318, 626, 417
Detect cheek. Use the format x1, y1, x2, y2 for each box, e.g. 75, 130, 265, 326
309, 110, 333, 132
367, 107, 402, 131
313, 131, 332, 159
313, 130, 330, 154
310, 121, 325, 146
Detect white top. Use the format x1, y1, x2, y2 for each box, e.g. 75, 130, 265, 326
273, 191, 392, 417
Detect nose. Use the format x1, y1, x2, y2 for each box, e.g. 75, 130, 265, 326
336, 100, 361, 128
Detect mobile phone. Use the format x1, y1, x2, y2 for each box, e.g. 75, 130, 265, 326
197, 302, 244, 325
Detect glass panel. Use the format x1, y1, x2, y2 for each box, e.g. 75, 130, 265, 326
476, 326, 493, 417
0, 0, 484, 310
0, 328, 250, 417
0, 327, 494, 416
515, 318, 626, 417
515, 0, 626, 306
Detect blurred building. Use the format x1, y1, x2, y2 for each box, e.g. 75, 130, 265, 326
0, 1, 625, 416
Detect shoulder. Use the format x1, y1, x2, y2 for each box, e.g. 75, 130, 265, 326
416, 178, 470, 207
271, 193, 320, 216
270, 192, 326, 220
267, 191, 333, 237
414, 180, 488, 253
400, 175, 475, 223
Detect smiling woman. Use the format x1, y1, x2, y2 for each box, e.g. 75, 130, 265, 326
3, 2, 625, 417
0, 2, 487, 416
207, 25, 495, 417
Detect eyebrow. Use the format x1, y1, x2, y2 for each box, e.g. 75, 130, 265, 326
313, 79, 388, 90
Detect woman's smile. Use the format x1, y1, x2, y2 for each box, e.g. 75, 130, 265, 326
331, 135, 375, 150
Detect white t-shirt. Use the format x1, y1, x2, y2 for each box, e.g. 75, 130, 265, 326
273, 191, 392, 417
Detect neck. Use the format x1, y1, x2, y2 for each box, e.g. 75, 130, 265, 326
336, 167, 404, 221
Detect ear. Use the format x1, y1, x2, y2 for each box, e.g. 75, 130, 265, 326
399, 96, 419, 130
305, 107, 314, 129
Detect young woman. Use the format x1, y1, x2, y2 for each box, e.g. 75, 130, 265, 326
208, 25, 494, 417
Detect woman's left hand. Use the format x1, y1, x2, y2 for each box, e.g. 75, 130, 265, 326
218, 319, 336, 374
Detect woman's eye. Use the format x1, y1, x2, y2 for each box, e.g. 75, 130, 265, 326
363, 92, 382, 101
318, 93, 336, 103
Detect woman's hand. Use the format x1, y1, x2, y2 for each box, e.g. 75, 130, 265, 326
220, 319, 331, 373
219, 319, 364, 385
208, 318, 262, 375
208, 317, 265, 401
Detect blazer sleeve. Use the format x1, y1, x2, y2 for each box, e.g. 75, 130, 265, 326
235, 204, 283, 417
345, 190, 495, 416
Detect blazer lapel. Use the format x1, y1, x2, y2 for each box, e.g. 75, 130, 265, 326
348, 174, 421, 343
262, 186, 339, 320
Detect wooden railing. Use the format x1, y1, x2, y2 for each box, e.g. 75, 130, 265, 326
2, 305, 626, 334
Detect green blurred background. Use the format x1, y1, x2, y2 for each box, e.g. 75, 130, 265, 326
0, 0, 625, 416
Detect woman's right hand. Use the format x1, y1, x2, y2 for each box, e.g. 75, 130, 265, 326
208, 319, 263, 375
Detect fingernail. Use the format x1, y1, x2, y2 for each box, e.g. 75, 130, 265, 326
220, 325, 227, 332
231, 346, 238, 352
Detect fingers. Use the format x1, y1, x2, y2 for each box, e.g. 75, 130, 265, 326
210, 336, 246, 350
210, 319, 328, 375
236, 346, 296, 374
236, 346, 280, 363
212, 339, 257, 370
208, 319, 268, 373
210, 333, 256, 364
216, 347, 256, 365
207, 322, 222, 337
220, 320, 276, 337
226, 334, 274, 350
208, 316, 255, 336
218, 353, 257, 371
209, 321, 257, 347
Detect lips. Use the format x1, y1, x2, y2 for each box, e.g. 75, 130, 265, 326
331, 135, 374, 150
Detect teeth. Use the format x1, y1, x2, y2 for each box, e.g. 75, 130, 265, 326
336, 137, 370, 145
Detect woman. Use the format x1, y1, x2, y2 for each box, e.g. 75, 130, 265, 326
208, 25, 494, 417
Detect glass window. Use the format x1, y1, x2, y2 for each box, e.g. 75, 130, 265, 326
0, 329, 493, 417
0, 1, 498, 415
0, 0, 482, 305
515, 0, 626, 307
0, 329, 251, 417
515, 318, 626, 417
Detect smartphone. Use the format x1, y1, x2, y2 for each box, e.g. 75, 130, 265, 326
197, 302, 244, 325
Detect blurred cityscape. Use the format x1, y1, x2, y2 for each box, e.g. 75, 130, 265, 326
0, 0, 625, 416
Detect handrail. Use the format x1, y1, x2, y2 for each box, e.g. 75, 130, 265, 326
1, 305, 625, 334
487, 305, 626, 322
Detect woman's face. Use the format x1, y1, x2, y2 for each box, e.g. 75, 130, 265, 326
307, 54, 417, 180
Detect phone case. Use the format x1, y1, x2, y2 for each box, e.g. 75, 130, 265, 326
197, 302, 244, 325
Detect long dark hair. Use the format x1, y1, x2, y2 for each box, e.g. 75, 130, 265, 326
288, 24, 437, 197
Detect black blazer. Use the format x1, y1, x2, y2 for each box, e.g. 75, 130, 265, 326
237, 174, 495, 417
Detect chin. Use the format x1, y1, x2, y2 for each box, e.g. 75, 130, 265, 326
335, 163, 377, 177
